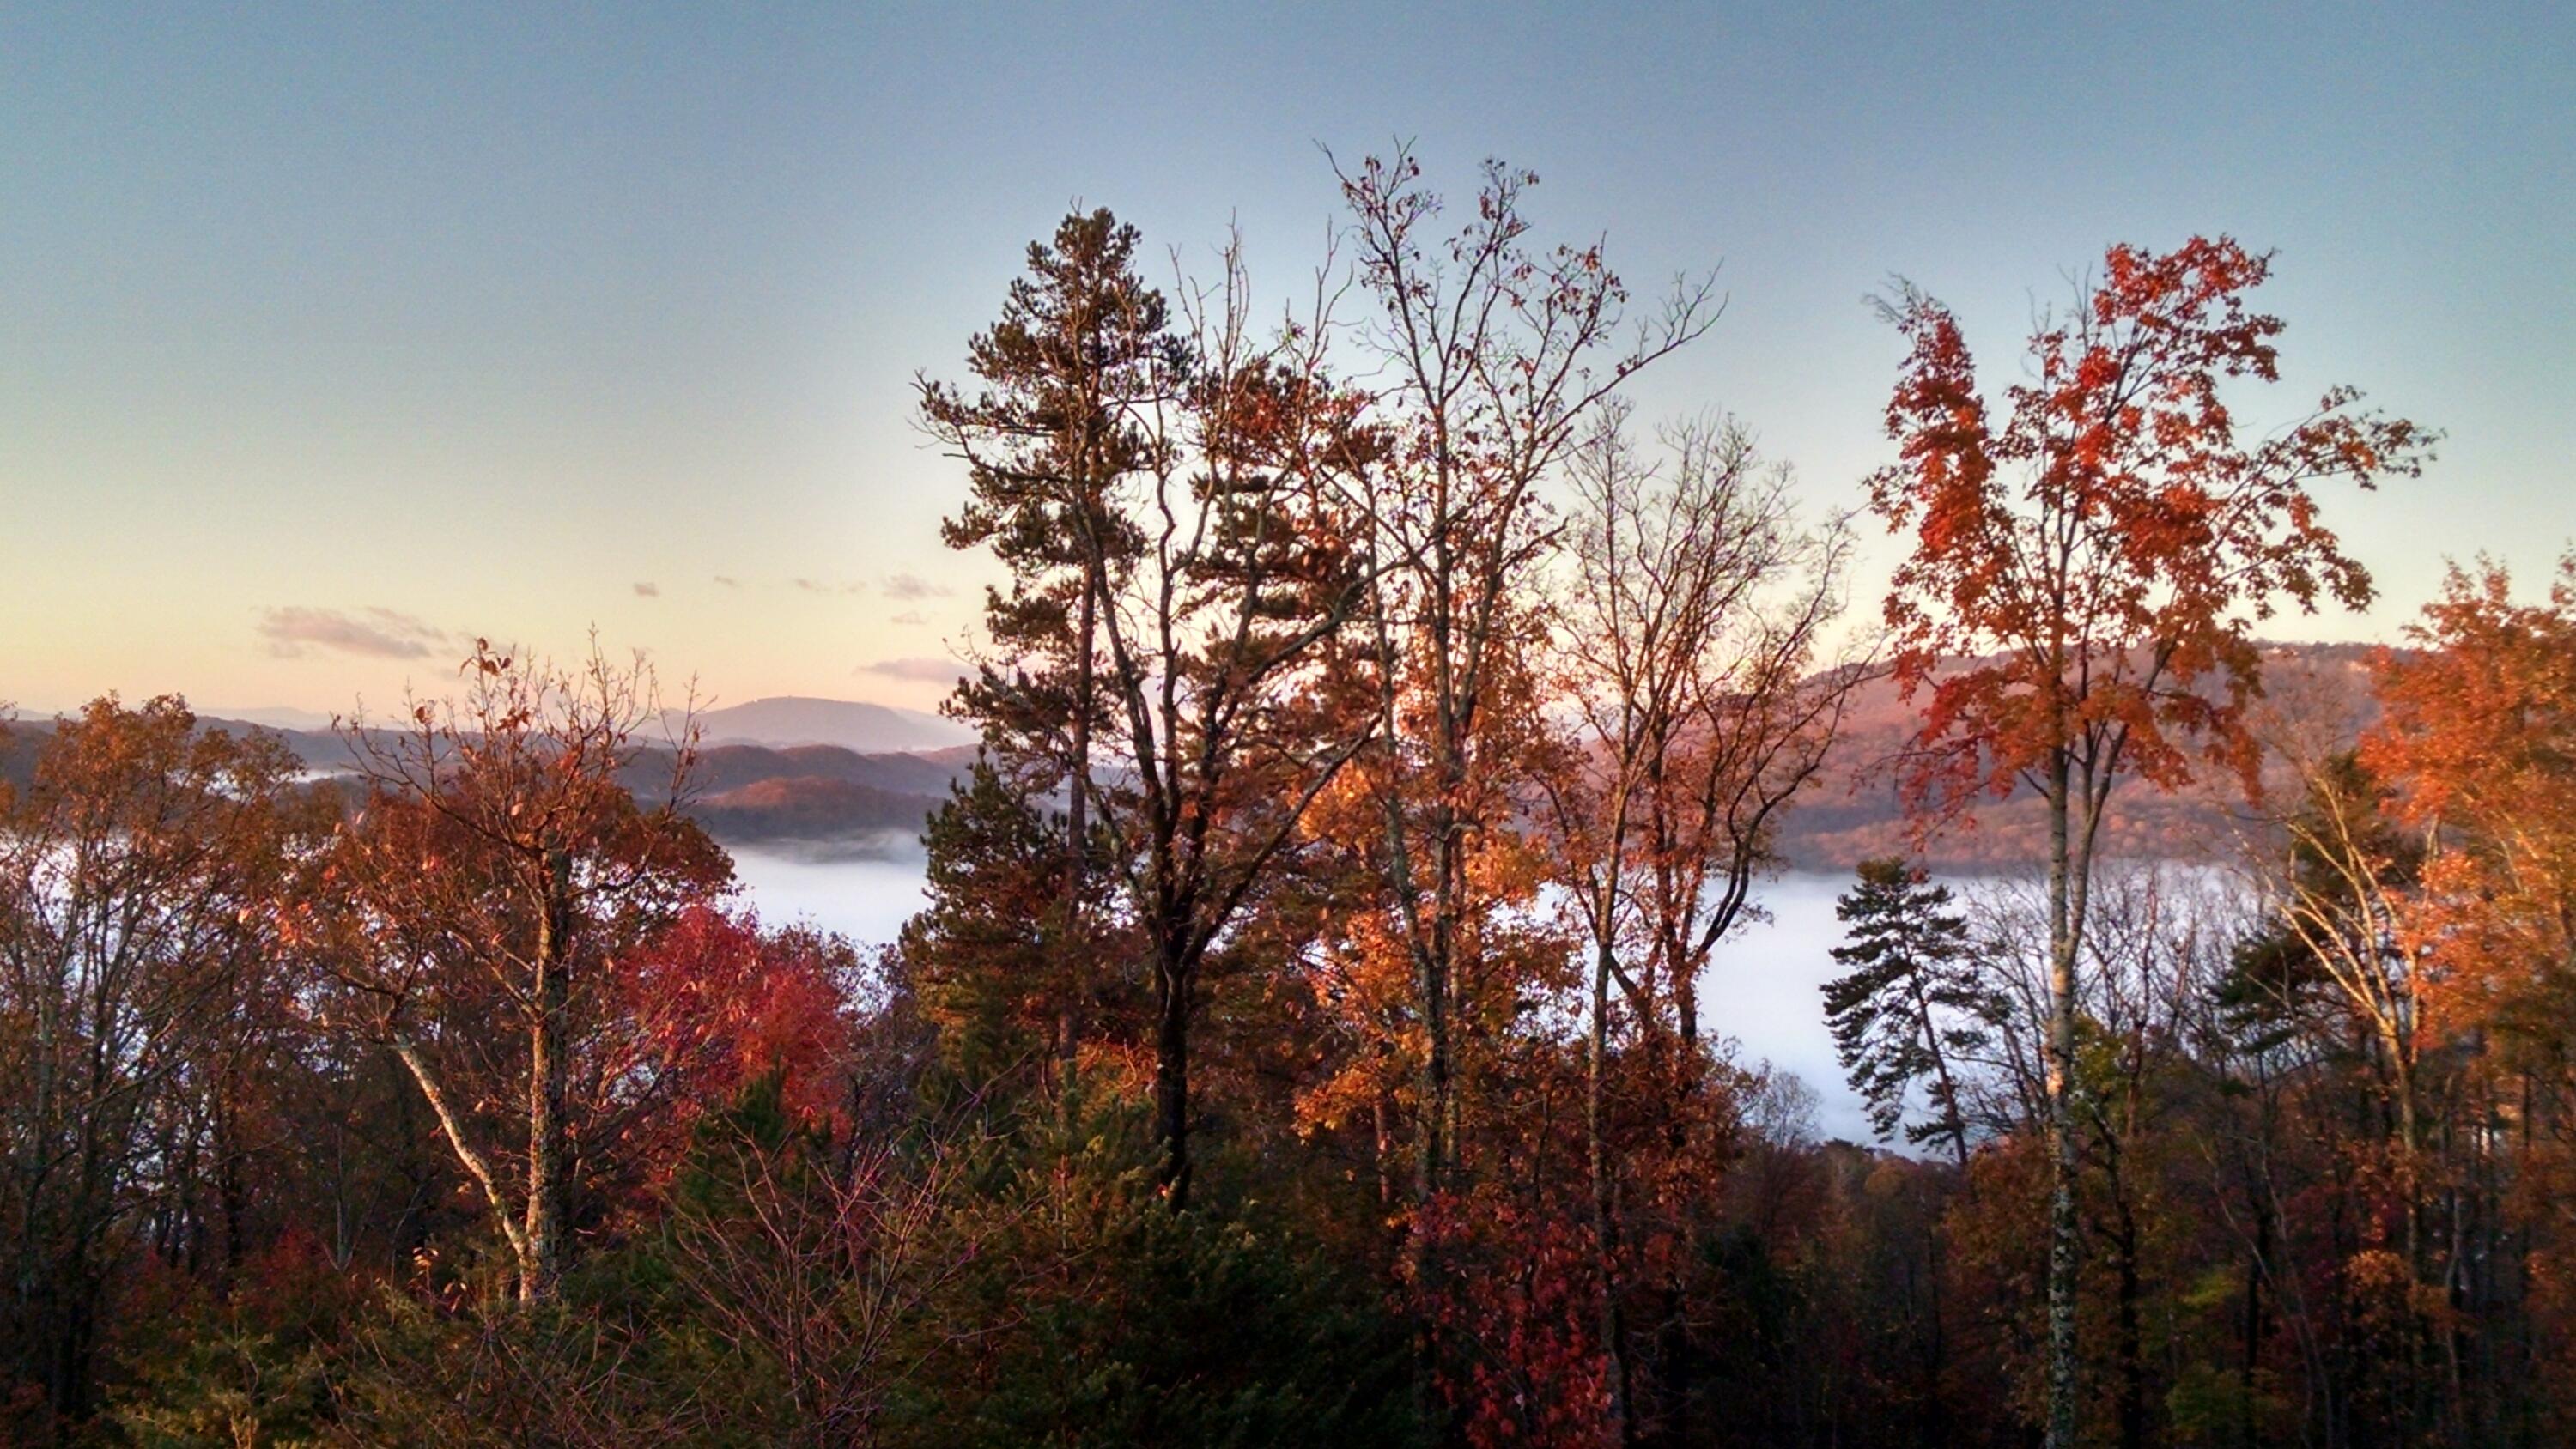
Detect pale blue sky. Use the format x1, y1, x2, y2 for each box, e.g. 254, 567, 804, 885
6, 2, 2569, 716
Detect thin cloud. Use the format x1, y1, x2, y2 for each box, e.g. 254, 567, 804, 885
889, 609, 928, 626
634, 581, 660, 597
883, 572, 952, 601
714, 575, 740, 589
259, 606, 450, 661
792, 578, 826, 594
856, 656, 967, 684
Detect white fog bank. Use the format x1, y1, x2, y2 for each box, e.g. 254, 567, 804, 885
730, 847, 1878, 1143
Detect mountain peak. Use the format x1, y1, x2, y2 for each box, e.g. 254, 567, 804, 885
681, 696, 971, 755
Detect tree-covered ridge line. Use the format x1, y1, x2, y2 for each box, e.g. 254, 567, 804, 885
15, 150, 2576, 1449
3, 638, 2381, 874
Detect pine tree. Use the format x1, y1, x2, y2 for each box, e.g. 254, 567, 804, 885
898, 755, 1116, 1103
1820, 858, 1987, 1167
917, 208, 1177, 1108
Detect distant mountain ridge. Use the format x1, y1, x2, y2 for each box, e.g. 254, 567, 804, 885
0, 702, 980, 855
1772, 640, 2383, 870
677, 696, 972, 754
7, 645, 2379, 869
203, 705, 340, 731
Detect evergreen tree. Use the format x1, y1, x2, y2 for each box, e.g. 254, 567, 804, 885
917, 208, 1178, 1106
1820, 858, 1988, 1165
897, 755, 1121, 1105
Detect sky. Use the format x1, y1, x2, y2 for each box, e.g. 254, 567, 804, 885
6, 2, 2571, 722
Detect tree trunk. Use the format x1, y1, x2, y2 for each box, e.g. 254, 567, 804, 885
216, 1076, 247, 1276
1923, 1222, 1953, 1448
392, 1036, 529, 1288
2114, 1192, 2146, 1449
1374, 1094, 1394, 1206
1589, 931, 1633, 1443
523, 852, 573, 1305
1912, 966, 1971, 1171
1424, 831, 1456, 1200
1060, 579, 1095, 1126
1153, 940, 1193, 1211
1407, 790, 1461, 1428
2391, 1040, 2435, 1435
2044, 750, 2082, 1449
2243, 1192, 2270, 1449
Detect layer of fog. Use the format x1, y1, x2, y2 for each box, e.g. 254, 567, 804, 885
728, 846, 1878, 1144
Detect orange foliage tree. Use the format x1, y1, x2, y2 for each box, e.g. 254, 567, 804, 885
1865, 237, 2427, 1447
2365, 554, 2576, 1022
1327, 158, 1719, 1408
2361, 555, 2576, 1407
0, 700, 320, 1425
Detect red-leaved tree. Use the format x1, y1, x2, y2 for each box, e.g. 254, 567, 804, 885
1864, 237, 2428, 1448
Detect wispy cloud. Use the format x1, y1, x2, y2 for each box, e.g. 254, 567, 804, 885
633, 581, 660, 597
890, 609, 927, 627
259, 606, 451, 660
714, 575, 740, 589
883, 572, 952, 601
856, 656, 966, 683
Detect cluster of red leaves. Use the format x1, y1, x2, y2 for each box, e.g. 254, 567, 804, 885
605, 904, 857, 1180
1409, 1189, 1607, 1448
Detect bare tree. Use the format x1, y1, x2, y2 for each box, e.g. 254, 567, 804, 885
1537, 406, 1859, 1436
665, 1088, 987, 1446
